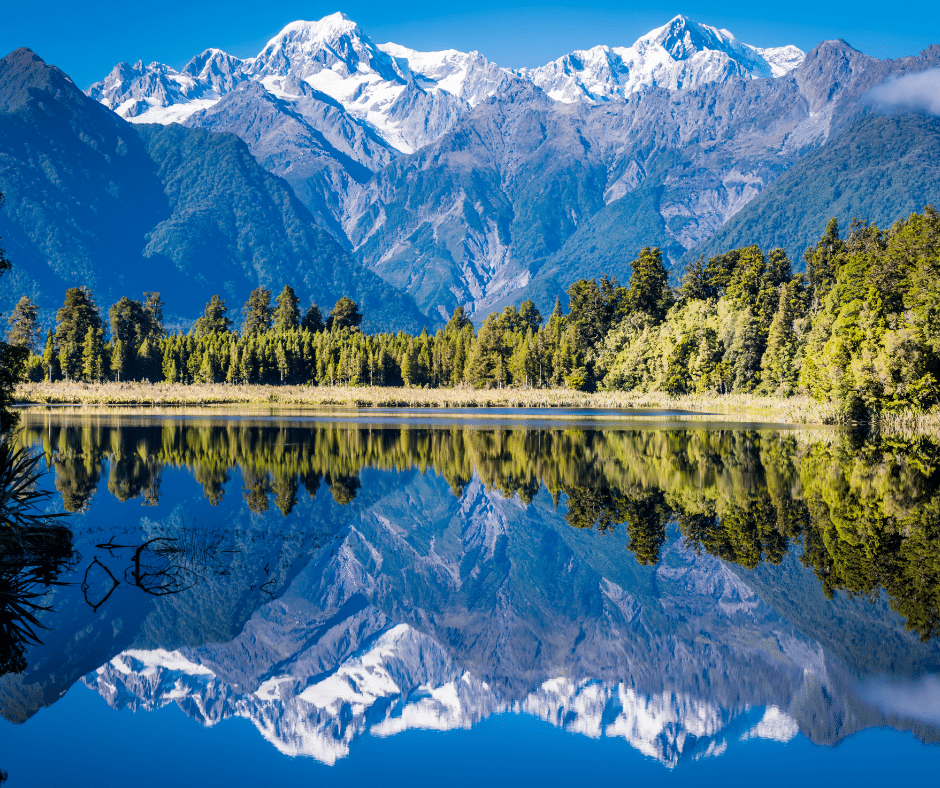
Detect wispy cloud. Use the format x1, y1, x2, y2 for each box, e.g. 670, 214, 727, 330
865, 68, 940, 115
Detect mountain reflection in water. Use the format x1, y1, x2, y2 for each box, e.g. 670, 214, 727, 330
2, 412, 940, 773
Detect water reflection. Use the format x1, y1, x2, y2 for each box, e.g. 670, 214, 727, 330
0, 526, 73, 676
3, 412, 940, 771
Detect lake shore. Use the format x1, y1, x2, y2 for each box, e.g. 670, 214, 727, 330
15, 381, 940, 432
15, 380, 841, 424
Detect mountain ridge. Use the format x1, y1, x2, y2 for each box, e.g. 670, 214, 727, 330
0, 47, 428, 331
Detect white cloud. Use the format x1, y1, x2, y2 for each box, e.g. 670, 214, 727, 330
866, 68, 940, 115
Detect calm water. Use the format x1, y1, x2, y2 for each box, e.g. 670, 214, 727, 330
2, 410, 940, 786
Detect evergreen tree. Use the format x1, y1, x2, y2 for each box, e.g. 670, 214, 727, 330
302, 303, 324, 333
804, 218, 844, 305
679, 256, 717, 301
445, 305, 472, 333
274, 285, 300, 332
111, 339, 129, 382
143, 292, 165, 340
275, 341, 289, 382
81, 327, 104, 382
242, 287, 273, 336
519, 299, 543, 333
55, 287, 102, 380
6, 296, 40, 350
194, 296, 232, 338
327, 297, 363, 331
624, 247, 672, 319
109, 296, 148, 347
760, 283, 801, 396
41, 329, 58, 381
725, 309, 763, 391
199, 345, 220, 383
137, 337, 158, 381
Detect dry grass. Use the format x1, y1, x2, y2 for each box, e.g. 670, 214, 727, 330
13, 380, 843, 425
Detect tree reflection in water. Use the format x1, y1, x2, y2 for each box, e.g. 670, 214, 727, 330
15, 415, 940, 641
0, 527, 74, 677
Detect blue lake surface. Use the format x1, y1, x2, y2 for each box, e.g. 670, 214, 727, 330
2, 411, 939, 786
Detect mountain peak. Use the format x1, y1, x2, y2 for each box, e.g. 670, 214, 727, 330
0, 47, 80, 113
642, 15, 737, 60
273, 12, 362, 44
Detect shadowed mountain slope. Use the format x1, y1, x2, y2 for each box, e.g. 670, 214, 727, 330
0, 48, 427, 332
689, 112, 940, 266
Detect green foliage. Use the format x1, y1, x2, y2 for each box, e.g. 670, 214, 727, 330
20, 414, 940, 641
274, 286, 301, 333
54, 287, 102, 382
6, 296, 40, 351
624, 246, 673, 320
242, 287, 273, 336
194, 296, 232, 338
14, 206, 940, 420
302, 303, 324, 333
327, 297, 363, 332
799, 207, 940, 419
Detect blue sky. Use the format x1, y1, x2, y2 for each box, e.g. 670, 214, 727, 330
3, 1, 939, 88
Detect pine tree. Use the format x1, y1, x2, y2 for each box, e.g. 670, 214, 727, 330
41, 329, 58, 381
6, 296, 40, 350
109, 296, 148, 348
327, 297, 363, 331
81, 327, 104, 382
302, 303, 324, 333
725, 309, 762, 391
194, 296, 232, 338
111, 339, 128, 381
625, 247, 672, 319
275, 341, 289, 382
143, 292, 165, 340
445, 305, 472, 333
56, 287, 102, 380
400, 339, 417, 386
518, 300, 543, 332
760, 284, 800, 396
274, 285, 301, 332
242, 287, 273, 336
199, 345, 220, 383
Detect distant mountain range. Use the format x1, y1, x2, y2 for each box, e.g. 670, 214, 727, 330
1, 13, 939, 326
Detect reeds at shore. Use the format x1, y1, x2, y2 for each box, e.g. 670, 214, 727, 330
15, 380, 843, 423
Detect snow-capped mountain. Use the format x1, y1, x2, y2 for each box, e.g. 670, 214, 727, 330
87, 48, 250, 125
520, 15, 804, 103
87, 12, 513, 154
86, 13, 802, 154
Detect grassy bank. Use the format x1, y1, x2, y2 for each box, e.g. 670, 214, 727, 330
13, 380, 846, 424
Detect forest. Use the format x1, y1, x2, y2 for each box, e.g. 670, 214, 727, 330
6, 207, 940, 422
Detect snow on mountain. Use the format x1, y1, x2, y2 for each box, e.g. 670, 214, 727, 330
86, 13, 801, 153
520, 15, 805, 103
84, 626, 786, 768
378, 42, 514, 107
86, 50, 250, 123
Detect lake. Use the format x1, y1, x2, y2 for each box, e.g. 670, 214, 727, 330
2, 409, 940, 786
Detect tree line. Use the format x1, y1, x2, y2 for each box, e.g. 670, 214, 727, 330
7, 207, 940, 420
